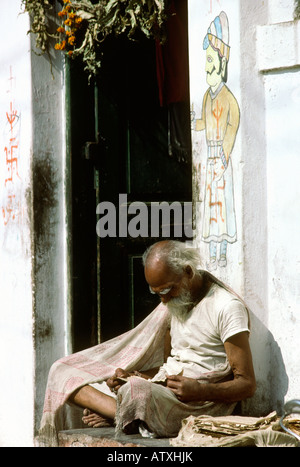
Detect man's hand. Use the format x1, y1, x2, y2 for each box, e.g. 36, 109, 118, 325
166, 375, 202, 402
106, 368, 131, 393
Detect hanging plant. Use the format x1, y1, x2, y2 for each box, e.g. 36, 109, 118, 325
22, 0, 56, 54
22, 0, 171, 79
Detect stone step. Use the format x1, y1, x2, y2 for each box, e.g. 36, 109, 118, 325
58, 427, 170, 448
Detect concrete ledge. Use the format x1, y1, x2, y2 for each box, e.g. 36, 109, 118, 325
257, 20, 300, 71
58, 427, 170, 448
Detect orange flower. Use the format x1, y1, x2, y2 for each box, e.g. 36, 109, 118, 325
60, 40, 66, 50
64, 18, 72, 26
68, 35, 76, 46
68, 51, 73, 57
54, 43, 61, 50
75, 17, 83, 25
57, 26, 65, 33
58, 10, 67, 17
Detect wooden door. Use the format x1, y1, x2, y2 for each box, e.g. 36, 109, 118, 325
69, 30, 192, 350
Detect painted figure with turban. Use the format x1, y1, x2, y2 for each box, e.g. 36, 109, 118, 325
196, 11, 240, 270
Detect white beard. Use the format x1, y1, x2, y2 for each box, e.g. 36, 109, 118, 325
167, 289, 196, 323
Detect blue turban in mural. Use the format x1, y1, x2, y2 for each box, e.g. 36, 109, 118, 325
203, 11, 230, 60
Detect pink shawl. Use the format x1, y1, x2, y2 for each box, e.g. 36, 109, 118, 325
38, 304, 170, 446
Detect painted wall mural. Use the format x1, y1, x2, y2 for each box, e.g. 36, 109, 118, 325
189, 0, 241, 279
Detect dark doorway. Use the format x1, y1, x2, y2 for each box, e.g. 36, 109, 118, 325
69, 6, 192, 351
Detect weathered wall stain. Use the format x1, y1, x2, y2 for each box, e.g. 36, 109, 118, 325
34, 317, 53, 341
32, 153, 58, 260
31, 154, 59, 345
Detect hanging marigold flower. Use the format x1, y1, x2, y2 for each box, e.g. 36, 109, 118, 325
60, 40, 66, 50
64, 18, 72, 27
68, 12, 76, 20
58, 10, 67, 17
68, 51, 73, 57
68, 35, 76, 46
57, 26, 65, 33
54, 43, 61, 50
75, 17, 83, 25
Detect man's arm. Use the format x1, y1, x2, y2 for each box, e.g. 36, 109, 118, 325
166, 331, 256, 402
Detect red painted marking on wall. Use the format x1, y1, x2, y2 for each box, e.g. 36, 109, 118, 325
212, 100, 223, 140
1, 67, 22, 226
2, 194, 16, 225
207, 174, 226, 224
4, 142, 20, 186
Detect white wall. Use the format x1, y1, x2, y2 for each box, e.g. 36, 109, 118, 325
265, 68, 300, 404
239, 0, 271, 415
0, 1, 68, 446
189, 0, 300, 415
257, 4, 300, 407
0, 0, 34, 447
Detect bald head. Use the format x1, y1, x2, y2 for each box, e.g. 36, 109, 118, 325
144, 243, 179, 289
143, 241, 206, 316
143, 241, 201, 276
143, 240, 172, 267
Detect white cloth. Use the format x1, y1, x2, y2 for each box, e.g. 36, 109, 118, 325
116, 377, 236, 438
38, 303, 170, 446
152, 284, 250, 381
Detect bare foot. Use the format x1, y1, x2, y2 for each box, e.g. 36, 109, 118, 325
82, 408, 114, 428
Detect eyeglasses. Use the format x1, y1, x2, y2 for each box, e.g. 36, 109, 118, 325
149, 285, 172, 296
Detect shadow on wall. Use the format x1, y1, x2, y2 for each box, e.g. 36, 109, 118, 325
241, 310, 289, 417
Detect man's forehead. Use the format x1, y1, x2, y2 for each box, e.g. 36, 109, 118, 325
144, 259, 179, 286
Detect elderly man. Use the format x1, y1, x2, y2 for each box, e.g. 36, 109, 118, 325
63, 240, 255, 438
